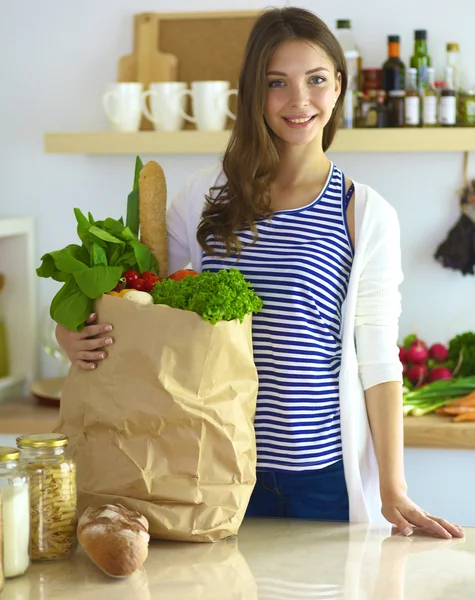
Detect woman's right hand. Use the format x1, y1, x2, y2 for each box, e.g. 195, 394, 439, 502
55, 312, 114, 370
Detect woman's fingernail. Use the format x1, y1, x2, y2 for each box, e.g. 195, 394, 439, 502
105, 337, 113, 345
104, 325, 112, 332
89, 363, 96, 370
403, 527, 413, 537
88, 313, 96, 319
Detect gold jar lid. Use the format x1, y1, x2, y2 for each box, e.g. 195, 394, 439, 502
0, 446, 20, 461
446, 42, 460, 52
16, 433, 69, 449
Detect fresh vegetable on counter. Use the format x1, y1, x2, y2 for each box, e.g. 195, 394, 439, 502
403, 376, 475, 417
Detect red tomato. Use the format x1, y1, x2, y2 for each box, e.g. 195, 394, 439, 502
141, 271, 158, 281
131, 278, 146, 291
168, 269, 199, 282
143, 276, 160, 292
123, 270, 139, 287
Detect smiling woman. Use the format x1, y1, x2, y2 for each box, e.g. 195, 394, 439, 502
197, 8, 348, 255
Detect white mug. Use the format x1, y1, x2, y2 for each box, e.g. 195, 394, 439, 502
178, 81, 238, 131
102, 83, 143, 132
141, 82, 188, 132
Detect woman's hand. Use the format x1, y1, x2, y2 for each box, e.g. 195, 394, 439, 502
55, 312, 114, 370
381, 491, 465, 539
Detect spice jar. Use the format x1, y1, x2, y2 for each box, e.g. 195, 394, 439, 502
16, 433, 77, 561
459, 90, 475, 126
0, 447, 30, 578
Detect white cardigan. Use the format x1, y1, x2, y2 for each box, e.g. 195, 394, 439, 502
167, 163, 404, 523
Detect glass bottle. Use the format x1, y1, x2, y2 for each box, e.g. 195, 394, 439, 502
446, 43, 461, 92
439, 67, 457, 127
0, 446, 30, 578
16, 433, 77, 561
422, 67, 438, 127
335, 20, 361, 91
410, 30, 431, 93
404, 68, 421, 127
388, 90, 405, 127
382, 35, 406, 93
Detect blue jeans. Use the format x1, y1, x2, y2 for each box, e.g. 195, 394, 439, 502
245, 459, 350, 521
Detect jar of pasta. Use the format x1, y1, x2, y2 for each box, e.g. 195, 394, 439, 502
16, 433, 77, 561
0, 446, 30, 577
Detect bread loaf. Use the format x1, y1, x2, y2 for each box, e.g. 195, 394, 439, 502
78, 504, 150, 578
139, 160, 168, 278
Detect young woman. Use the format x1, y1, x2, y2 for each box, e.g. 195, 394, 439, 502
56, 7, 464, 539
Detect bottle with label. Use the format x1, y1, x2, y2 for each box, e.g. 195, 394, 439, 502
405, 68, 421, 127
439, 67, 457, 126
382, 35, 406, 93
335, 20, 361, 91
446, 43, 461, 92
422, 67, 438, 127
388, 90, 406, 127
410, 30, 431, 93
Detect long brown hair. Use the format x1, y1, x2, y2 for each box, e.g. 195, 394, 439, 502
197, 7, 348, 257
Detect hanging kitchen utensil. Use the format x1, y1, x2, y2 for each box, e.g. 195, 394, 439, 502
434, 152, 475, 275
117, 13, 178, 131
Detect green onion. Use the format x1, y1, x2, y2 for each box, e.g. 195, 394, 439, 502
403, 376, 475, 416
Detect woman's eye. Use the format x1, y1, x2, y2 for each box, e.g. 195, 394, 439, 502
309, 76, 325, 84
268, 80, 284, 88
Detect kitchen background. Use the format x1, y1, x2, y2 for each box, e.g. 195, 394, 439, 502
1, 0, 475, 381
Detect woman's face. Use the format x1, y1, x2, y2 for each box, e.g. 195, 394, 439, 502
264, 39, 341, 147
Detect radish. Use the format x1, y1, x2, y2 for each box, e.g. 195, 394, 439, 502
428, 366, 453, 383
407, 364, 428, 386
407, 341, 429, 365
399, 346, 409, 363
429, 343, 449, 363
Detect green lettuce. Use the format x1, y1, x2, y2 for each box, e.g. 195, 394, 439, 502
151, 269, 263, 324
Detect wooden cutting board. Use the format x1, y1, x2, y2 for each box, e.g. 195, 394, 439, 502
118, 13, 178, 130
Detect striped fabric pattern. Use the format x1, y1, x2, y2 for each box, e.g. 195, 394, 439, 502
201, 165, 354, 471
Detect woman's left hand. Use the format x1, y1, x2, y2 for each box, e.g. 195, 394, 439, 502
381, 492, 465, 539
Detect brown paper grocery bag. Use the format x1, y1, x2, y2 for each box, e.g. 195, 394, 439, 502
54, 294, 258, 542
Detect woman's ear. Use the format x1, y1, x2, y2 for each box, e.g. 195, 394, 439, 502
334, 71, 342, 104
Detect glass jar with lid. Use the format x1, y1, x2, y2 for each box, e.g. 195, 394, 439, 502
16, 433, 77, 561
0, 446, 30, 578
459, 90, 475, 126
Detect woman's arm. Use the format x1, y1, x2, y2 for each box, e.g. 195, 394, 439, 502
355, 197, 463, 538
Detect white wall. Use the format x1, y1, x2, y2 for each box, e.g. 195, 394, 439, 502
1, 0, 475, 378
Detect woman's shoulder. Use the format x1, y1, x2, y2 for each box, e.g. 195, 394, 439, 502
184, 162, 226, 197
353, 180, 398, 222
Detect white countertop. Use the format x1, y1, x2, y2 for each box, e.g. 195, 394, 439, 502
2, 518, 474, 599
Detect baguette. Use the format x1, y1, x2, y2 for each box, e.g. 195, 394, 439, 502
78, 504, 150, 578
139, 160, 168, 278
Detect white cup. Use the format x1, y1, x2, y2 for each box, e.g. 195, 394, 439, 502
102, 83, 143, 132
141, 82, 188, 132
178, 81, 238, 131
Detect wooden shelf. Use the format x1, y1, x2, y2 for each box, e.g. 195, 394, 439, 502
404, 413, 475, 450
44, 128, 475, 155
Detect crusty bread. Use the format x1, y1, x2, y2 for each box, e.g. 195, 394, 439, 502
139, 160, 168, 278
78, 504, 150, 578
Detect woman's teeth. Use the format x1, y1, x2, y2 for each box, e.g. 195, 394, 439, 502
287, 116, 313, 123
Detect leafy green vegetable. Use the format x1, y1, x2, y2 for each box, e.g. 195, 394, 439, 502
447, 332, 475, 377
37, 156, 159, 332
126, 156, 143, 236
151, 269, 263, 324
403, 376, 475, 416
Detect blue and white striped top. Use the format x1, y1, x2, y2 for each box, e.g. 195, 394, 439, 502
201, 164, 354, 471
